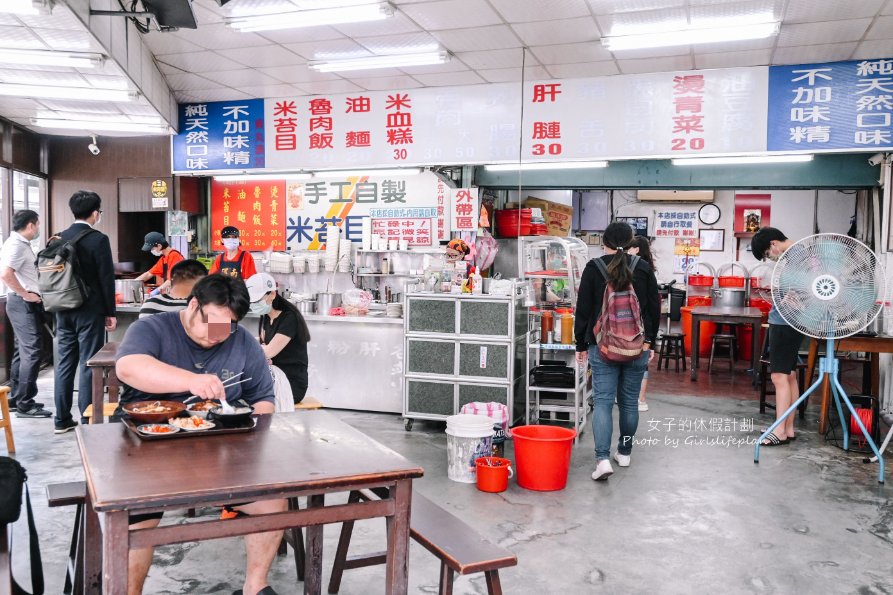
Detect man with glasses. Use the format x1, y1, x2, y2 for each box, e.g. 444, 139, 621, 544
115, 273, 280, 595
53, 190, 116, 434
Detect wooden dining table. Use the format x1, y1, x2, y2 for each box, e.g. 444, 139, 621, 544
689, 306, 764, 384
76, 410, 424, 594
805, 334, 893, 434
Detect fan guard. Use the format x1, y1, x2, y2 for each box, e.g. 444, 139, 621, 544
770, 234, 885, 340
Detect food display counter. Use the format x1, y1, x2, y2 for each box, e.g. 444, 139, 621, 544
110, 305, 404, 413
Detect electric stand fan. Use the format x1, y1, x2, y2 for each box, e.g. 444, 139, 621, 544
754, 234, 887, 484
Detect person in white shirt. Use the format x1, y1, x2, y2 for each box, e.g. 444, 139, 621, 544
0, 210, 52, 418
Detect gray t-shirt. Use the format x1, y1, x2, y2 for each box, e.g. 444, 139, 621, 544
116, 311, 274, 406
0, 231, 39, 294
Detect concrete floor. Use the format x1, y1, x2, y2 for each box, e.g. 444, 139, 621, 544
5, 365, 893, 595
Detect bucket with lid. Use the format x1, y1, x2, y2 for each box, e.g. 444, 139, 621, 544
445, 414, 495, 483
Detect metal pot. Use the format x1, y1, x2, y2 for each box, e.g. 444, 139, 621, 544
115, 279, 145, 304
317, 292, 342, 315
710, 287, 745, 308
296, 300, 317, 315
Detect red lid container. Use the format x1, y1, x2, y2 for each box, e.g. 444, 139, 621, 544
718, 276, 745, 288
495, 208, 533, 237
687, 274, 714, 287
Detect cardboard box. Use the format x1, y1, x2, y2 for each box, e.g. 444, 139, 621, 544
525, 196, 574, 237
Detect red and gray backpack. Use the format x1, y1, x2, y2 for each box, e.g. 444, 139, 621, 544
592, 255, 645, 363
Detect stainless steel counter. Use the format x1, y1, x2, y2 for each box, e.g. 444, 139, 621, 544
110, 305, 404, 413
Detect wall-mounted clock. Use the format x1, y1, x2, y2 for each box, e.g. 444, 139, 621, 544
698, 203, 721, 225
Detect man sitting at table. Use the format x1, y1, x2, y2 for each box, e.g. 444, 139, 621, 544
116, 273, 282, 595
138, 258, 207, 318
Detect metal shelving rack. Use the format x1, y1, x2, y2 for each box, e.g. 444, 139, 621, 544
521, 236, 590, 442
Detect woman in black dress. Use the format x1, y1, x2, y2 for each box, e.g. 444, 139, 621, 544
246, 273, 311, 403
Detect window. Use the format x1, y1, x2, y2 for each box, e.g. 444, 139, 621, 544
12, 170, 46, 251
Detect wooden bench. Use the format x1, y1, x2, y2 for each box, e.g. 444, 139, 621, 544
295, 396, 322, 410
46, 481, 87, 595
0, 386, 14, 453
82, 403, 118, 419
85, 341, 120, 424
328, 489, 517, 595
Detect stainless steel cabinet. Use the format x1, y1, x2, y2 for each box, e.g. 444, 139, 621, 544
402, 292, 525, 430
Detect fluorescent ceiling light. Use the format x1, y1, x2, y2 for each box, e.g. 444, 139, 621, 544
31, 118, 169, 134
215, 173, 313, 181
310, 51, 450, 72
484, 161, 608, 172
0, 49, 104, 68
313, 168, 422, 177
226, 2, 393, 32
2, 0, 52, 15
602, 22, 779, 51
0, 84, 135, 102
672, 155, 814, 166
36, 112, 162, 125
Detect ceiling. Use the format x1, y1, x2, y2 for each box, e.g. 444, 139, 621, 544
2, 0, 893, 138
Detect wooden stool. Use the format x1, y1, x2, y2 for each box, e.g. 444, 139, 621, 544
46, 481, 87, 595
759, 358, 808, 418
709, 334, 737, 374
294, 396, 323, 410
657, 333, 687, 372
0, 386, 14, 454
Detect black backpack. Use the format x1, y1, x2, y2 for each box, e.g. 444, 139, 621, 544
36, 228, 98, 313
0, 457, 44, 595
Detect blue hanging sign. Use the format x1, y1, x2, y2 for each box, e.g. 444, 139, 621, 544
172, 98, 265, 172
767, 59, 893, 151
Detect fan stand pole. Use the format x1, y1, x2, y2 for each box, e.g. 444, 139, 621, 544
754, 338, 886, 484
865, 422, 893, 465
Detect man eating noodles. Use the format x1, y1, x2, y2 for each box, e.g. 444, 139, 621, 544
115, 273, 281, 595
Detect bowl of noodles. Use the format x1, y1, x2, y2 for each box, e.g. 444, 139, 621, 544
122, 400, 187, 424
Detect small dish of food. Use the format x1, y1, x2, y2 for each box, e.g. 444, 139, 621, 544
137, 423, 180, 436
208, 403, 255, 427
169, 416, 215, 431
187, 400, 220, 419
124, 400, 187, 424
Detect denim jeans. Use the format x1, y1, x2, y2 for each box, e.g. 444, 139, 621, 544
53, 310, 106, 425
589, 345, 648, 461
7, 294, 44, 411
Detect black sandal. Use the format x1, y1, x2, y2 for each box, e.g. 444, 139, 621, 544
760, 432, 790, 447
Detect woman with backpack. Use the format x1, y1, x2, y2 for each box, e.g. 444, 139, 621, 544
628, 235, 657, 413
575, 222, 660, 481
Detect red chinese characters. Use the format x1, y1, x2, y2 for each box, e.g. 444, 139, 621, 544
531, 83, 562, 156
273, 100, 297, 152
371, 218, 432, 246
452, 189, 476, 231
671, 74, 705, 152
385, 93, 413, 160
309, 98, 334, 150
211, 179, 285, 250
344, 96, 372, 148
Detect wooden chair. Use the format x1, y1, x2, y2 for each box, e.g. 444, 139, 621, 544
46, 482, 87, 595
328, 489, 517, 595
657, 333, 686, 372
0, 386, 14, 454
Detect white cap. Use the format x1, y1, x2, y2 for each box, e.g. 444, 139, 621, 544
245, 273, 276, 302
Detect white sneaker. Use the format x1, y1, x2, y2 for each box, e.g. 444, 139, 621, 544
613, 451, 631, 467
591, 460, 614, 481
638, 401, 649, 412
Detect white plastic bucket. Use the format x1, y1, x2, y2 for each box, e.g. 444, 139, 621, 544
445, 414, 495, 483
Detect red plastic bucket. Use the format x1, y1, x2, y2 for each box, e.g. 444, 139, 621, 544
687, 274, 714, 286
475, 457, 513, 493
681, 305, 715, 357
512, 425, 576, 491
495, 209, 533, 237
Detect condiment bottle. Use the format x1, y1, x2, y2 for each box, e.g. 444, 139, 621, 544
540, 311, 553, 343
381, 257, 390, 274
561, 312, 574, 344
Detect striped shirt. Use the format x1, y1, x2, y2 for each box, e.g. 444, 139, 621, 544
138, 294, 188, 319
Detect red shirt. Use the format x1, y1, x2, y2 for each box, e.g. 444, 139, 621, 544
210, 248, 257, 280
147, 249, 184, 281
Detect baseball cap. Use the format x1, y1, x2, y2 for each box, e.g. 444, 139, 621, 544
141, 231, 166, 251
245, 273, 276, 302
221, 226, 240, 238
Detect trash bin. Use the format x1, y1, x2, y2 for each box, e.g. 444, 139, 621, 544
669, 288, 685, 322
